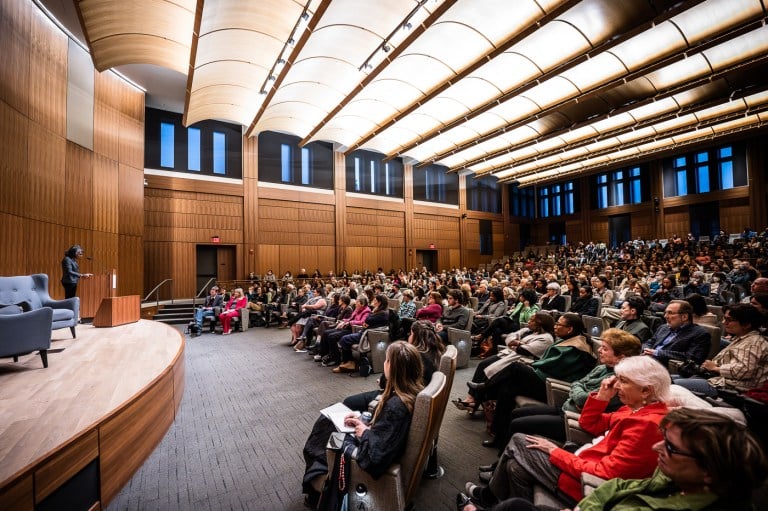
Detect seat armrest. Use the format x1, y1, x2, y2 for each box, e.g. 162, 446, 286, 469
668, 359, 684, 373
581, 473, 607, 496
546, 378, 572, 408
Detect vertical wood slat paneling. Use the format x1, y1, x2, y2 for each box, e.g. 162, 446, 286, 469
662, 211, 689, 239
0, 213, 26, 277
27, 6, 67, 137
118, 234, 143, 296
0, 101, 28, 218
93, 70, 121, 161
27, 126, 66, 224
0, 0, 32, 116
93, 154, 119, 233
65, 142, 94, 230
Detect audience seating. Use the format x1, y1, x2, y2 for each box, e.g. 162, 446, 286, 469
447, 309, 474, 369
0, 306, 53, 368
360, 328, 392, 373
328, 370, 449, 511
424, 345, 458, 479
582, 315, 603, 339
0, 273, 78, 338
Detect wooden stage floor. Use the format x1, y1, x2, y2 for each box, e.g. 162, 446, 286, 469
0, 320, 184, 505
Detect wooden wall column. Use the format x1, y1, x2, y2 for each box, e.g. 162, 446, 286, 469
333, 144, 347, 274
403, 159, 415, 270
747, 138, 767, 231
648, 160, 665, 239
243, 135, 259, 277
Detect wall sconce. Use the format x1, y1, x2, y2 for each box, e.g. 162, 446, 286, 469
408, 249, 413, 256
461, 213, 468, 219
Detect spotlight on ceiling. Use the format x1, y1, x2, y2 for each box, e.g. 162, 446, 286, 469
382, 44, 391, 53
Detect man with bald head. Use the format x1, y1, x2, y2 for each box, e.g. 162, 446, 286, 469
742, 277, 768, 303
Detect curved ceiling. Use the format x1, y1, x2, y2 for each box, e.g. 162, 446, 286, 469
69, 0, 768, 184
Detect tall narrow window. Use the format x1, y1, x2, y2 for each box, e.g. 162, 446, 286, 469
187, 127, 200, 171
354, 157, 362, 191
281, 144, 292, 182
565, 182, 574, 214
597, 174, 608, 208
696, 152, 709, 193
612, 170, 625, 205
370, 161, 376, 193
385, 163, 391, 195
212, 132, 226, 174
301, 147, 311, 185
719, 146, 734, 189
629, 167, 641, 204
160, 122, 174, 168
676, 169, 688, 196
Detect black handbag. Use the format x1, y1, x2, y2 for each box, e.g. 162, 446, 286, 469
678, 360, 715, 379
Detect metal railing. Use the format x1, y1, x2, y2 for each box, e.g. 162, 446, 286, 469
143, 279, 173, 307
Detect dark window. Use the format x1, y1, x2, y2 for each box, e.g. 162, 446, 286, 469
413, 164, 459, 205
258, 131, 333, 189
345, 149, 404, 197
145, 107, 242, 178
538, 181, 578, 217
467, 175, 501, 213
508, 183, 534, 219
593, 166, 647, 208
479, 219, 493, 255
662, 143, 745, 198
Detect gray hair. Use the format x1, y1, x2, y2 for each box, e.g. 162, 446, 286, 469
614, 356, 672, 403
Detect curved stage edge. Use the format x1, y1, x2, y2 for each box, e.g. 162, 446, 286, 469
0, 320, 185, 510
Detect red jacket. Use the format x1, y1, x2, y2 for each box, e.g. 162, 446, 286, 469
548, 393, 667, 501
415, 303, 442, 323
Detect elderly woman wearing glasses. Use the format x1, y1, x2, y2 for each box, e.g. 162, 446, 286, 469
460, 355, 672, 510
674, 303, 768, 397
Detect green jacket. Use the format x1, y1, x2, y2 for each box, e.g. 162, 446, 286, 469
562, 363, 619, 414
578, 469, 750, 511
532, 335, 596, 383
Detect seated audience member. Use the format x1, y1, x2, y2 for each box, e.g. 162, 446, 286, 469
289, 288, 327, 348
296, 291, 341, 352
480, 328, 642, 459
343, 320, 445, 412
217, 287, 247, 335
461, 356, 671, 510
473, 290, 540, 351
435, 289, 471, 344
642, 300, 711, 367
475, 283, 490, 306
312, 295, 354, 362
333, 294, 390, 373
675, 303, 768, 396
649, 275, 683, 312
302, 341, 424, 508
477, 314, 596, 447
318, 295, 370, 367
475, 408, 768, 511
742, 277, 768, 303
683, 271, 711, 297
397, 288, 417, 320
454, 313, 555, 414
471, 287, 508, 335
594, 276, 615, 308
400, 291, 443, 336
686, 293, 718, 326
538, 282, 566, 312
194, 286, 222, 333
569, 285, 599, 316
608, 296, 651, 342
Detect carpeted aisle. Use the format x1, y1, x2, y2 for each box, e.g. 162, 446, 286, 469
107, 325, 491, 511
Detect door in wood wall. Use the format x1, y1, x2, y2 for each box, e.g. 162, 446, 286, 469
195, 245, 236, 294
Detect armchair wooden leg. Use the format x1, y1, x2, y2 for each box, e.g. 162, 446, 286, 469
13, 355, 18, 362
70, 326, 77, 338
39, 350, 48, 368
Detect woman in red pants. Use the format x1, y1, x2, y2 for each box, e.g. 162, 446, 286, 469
218, 288, 247, 334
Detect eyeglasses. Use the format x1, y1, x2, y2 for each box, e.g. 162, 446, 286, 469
660, 428, 696, 458
722, 316, 735, 323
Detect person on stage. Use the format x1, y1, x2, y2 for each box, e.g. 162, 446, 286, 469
61, 245, 92, 299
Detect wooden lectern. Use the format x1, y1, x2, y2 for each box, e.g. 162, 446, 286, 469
80, 269, 116, 319
93, 295, 141, 327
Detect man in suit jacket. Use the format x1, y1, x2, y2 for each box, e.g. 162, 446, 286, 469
642, 300, 711, 366
195, 286, 223, 331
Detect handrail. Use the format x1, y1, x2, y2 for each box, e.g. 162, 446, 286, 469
143, 279, 173, 307
193, 277, 218, 308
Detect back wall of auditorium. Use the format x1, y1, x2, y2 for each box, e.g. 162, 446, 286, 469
2, 2, 767, 301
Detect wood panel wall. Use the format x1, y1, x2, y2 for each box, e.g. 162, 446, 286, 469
144, 189, 244, 298
0, 1, 144, 299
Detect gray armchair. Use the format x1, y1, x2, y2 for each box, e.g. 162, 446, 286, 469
0, 273, 79, 338
0, 306, 53, 367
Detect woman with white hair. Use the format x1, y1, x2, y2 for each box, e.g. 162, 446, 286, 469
538, 282, 566, 312
462, 356, 672, 510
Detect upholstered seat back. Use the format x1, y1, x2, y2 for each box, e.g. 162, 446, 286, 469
0, 274, 46, 310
